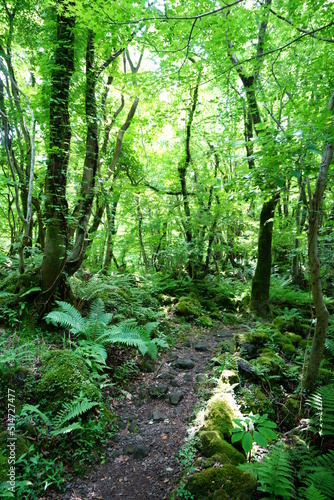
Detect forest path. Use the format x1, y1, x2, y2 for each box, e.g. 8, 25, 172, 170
56, 325, 237, 500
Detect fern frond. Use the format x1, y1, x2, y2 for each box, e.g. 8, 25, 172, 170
304, 484, 328, 500
142, 321, 159, 334
45, 301, 86, 336
54, 399, 99, 428
299, 450, 334, 499
307, 384, 334, 436
254, 444, 295, 499
21, 404, 51, 427
50, 422, 82, 437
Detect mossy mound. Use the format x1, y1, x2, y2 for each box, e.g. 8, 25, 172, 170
284, 332, 303, 346
223, 313, 239, 325
252, 349, 284, 375
239, 386, 275, 419
219, 369, 239, 385
282, 395, 300, 429
201, 393, 238, 441
246, 330, 270, 346
273, 315, 303, 335
37, 350, 101, 414
198, 315, 213, 327
186, 464, 257, 500
198, 431, 245, 465
0, 366, 34, 409
281, 343, 297, 358
220, 338, 236, 355
175, 295, 202, 318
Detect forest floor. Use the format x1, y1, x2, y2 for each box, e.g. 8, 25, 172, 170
49, 324, 237, 500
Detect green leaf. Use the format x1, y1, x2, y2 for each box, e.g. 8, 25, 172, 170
253, 430, 268, 447
274, 177, 285, 188
260, 420, 277, 429
242, 432, 253, 454
258, 427, 277, 440
231, 431, 244, 443
307, 143, 323, 156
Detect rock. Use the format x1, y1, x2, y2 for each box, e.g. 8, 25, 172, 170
174, 407, 182, 416
219, 369, 239, 385
128, 420, 140, 433
174, 358, 196, 370
198, 431, 245, 464
157, 372, 174, 381
196, 373, 207, 384
169, 392, 183, 405
175, 295, 202, 317
183, 374, 193, 382
148, 385, 168, 398
186, 464, 256, 499
124, 443, 150, 459
194, 342, 210, 352
170, 379, 181, 387
152, 410, 167, 422
237, 358, 254, 379
239, 342, 257, 359
201, 395, 238, 440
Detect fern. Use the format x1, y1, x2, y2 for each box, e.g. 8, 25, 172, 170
100, 321, 159, 358
307, 384, 334, 436
45, 301, 87, 336
304, 484, 328, 500
239, 443, 295, 499
299, 450, 334, 500
53, 398, 99, 428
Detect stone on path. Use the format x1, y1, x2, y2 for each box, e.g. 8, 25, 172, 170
237, 358, 253, 378
174, 358, 196, 370
123, 443, 150, 459
148, 385, 168, 398
169, 392, 183, 405
194, 342, 210, 352
152, 410, 167, 422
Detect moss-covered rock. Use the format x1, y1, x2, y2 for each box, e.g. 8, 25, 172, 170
318, 368, 333, 385
198, 315, 213, 327
252, 349, 284, 375
282, 395, 300, 429
0, 366, 34, 407
198, 431, 245, 465
223, 313, 239, 325
281, 343, 297, 358
239, 386, 275, 420
201, 393, 238, 441
219, 369, 239, 385
284, 332, 303, 346
220, 338, 236, 355
37, 350, 101, 414
175, 295, 202, 318
186, 464, 257, 500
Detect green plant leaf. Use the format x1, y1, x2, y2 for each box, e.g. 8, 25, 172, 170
253, 430, 268, 447
258, 427, 277, 440
231, 431, 244, 443
242, 431, 253, 454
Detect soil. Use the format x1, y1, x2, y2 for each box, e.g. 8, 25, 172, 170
50, 326, 235, 500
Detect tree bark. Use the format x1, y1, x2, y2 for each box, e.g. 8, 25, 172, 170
304, 91, 334, 389
41, 6, 75, 295
251, 194, 278, 315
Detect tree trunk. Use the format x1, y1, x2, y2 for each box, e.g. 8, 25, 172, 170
304, 92, 334, 389
251, 194, 278, 316
41, 6, 75, 296
103, 190, 120, 272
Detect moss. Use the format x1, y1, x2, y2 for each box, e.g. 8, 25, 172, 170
252, 349, 284, 375
281, 343, 297, 358
0, 453, 8, 482
0, 432, 30, 463
223, 313, 239, 325
0, 366, 34, 405
37, 350, 101, 414
186, 464, 257, 500
219, 369, 239, 385
215, 293, 235, 311
198, 315, 213, 327
239, 386, 275, 420
175, 295, 202, 317
210, 310, 222, 320
198, 431, 245, 465
282, 395, 300, 429
202, 393, 238, 441
284, 332, 303, 346
246, 330, 270, 346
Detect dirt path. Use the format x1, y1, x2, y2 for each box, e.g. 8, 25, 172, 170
55, 327, 233, 500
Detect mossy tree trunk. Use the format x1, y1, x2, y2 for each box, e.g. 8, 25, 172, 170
251, 194, 278, 316
41, 5, 75, 296
304, 90, 334, 390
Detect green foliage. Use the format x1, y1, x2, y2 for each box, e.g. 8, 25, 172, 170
231, 413, 277, 457
306, 384, 334, 437
240, 443, 295, 499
